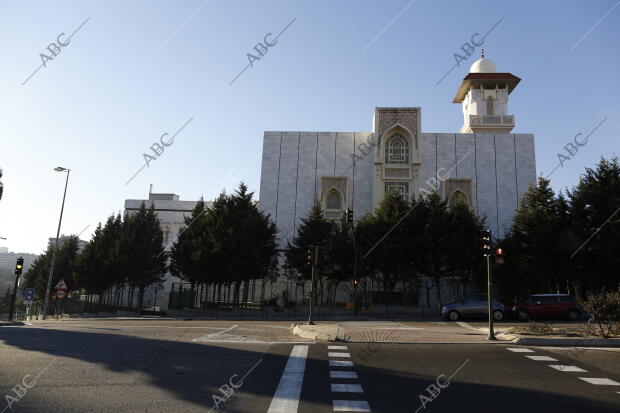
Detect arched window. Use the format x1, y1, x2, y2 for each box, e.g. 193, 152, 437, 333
486, 96, 494, 115
325, 190, 342, 210
385, 134, 409, 164
449, 190, 469, 207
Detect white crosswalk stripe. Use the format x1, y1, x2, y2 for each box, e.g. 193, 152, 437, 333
331, 383, 365, 393
525, 355, 558, 361
331, 371, 359, 379
548, 365, 587, 372
330, 360, 354, 367
578, 378, 620, 386
267, 345, 309, 413
506, 348, 534, 352
328, 346, 349, 350
333, 400, 371, 412
329, 352, 351, 358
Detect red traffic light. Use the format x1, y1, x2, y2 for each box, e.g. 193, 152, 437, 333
496, 247, 504, 256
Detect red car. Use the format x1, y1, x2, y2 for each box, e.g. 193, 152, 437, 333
512, 294, 581, 321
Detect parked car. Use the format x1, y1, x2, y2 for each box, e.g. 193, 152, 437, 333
511, 294, 581, 321
441, 294, 505, 321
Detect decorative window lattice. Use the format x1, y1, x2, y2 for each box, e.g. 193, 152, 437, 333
325, 190, 342, 210
449, 190, 469, 207
385, 181, 409, 199
486, 96, 495, 116
444, 179, 472, 208
385, 135, 409, 164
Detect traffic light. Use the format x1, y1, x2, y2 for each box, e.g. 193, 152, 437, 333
481, 229, 492, 257
15, 257, 24, 275
305, 247, 314, 265
495, 246, 505, 264
346, 209, 354, 225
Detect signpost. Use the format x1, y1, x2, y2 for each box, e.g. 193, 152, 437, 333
52, 279, 69, 319
23, 288, 35, 303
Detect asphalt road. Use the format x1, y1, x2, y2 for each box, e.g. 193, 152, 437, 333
0, 319, 618, 412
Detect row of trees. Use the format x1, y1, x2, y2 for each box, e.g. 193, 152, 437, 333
25, 204, 166, 309
22, 157, 620, 313
285, 191, 485, 313
497, 157, 620, 302
169, 184, 278, 305
24, 184, 279, 310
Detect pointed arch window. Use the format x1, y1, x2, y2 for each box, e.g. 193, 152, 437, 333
449, 190, 469, 208
325, 190, 342, 210
486, 96, 495, 115
385, 134, 409, 164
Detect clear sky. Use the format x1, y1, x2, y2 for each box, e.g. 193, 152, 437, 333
1, 0, 619, 254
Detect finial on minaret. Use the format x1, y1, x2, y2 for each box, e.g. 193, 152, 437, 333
481, 49, 485, 58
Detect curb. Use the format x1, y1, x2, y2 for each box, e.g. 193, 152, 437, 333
0, 321, 25, 327
292, 325, 344, 342
512, 337, 620, 347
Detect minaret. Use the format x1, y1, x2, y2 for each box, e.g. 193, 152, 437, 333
453, 51, 521, 133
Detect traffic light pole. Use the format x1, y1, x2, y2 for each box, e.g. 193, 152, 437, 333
350, 221, 358, 317
8, 273, 20, 321
307, 245, 319, 325
486, 254, 496, 340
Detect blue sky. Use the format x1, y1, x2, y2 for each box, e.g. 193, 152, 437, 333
1, 0, 619, 253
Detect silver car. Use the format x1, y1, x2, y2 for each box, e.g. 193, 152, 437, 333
441, 294, 505, 321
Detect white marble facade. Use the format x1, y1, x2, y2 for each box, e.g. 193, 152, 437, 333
259, 56, 536, 247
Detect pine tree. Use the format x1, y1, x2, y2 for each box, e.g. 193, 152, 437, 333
117, 203, 167, 308
285, 203, 333, 280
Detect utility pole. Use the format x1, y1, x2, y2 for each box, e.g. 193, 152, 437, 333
8, 257, 24, 321
307, 245, 319, 325
43, 167, 70, 320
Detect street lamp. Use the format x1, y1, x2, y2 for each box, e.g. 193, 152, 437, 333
42, 167, 70, 320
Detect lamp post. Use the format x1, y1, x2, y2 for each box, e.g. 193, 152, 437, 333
42, 167, 70, 320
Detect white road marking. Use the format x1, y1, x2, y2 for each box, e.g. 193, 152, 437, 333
525, 356, 558, 361
191, 325, 239, 341
456, 321, 478, 331
579, 378, 620, 385
328, 346, 348, 350
331, 383, 364, 393
236, 327, 271, 332
333, 400, 371, 412
330, 360, 354, 367
548, 365, 587, 372
435, 321, 447, 325
267, 345, 309, 413
330, 371, 358, 379
506, 348, 534, 353
328, 352, 351, 358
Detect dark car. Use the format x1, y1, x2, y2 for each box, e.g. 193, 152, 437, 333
441, 294, 505, 321
512, 294, 581, 321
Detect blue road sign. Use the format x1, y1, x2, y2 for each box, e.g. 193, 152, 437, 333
23, 288, 35, 303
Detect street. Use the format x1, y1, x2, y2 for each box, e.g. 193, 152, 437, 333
1, 319, 619, 412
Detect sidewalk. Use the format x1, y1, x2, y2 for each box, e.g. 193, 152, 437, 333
292, 321, 513, 344
292, 321, 620, 346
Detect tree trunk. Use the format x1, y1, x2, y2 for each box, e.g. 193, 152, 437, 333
434, 276, 442, 313
138, 287, 144, 309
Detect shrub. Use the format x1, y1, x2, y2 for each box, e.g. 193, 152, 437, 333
579, 286, 620, 338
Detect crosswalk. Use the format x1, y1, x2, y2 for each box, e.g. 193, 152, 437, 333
505, 347, 620, 393
327, 345, 371, 412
